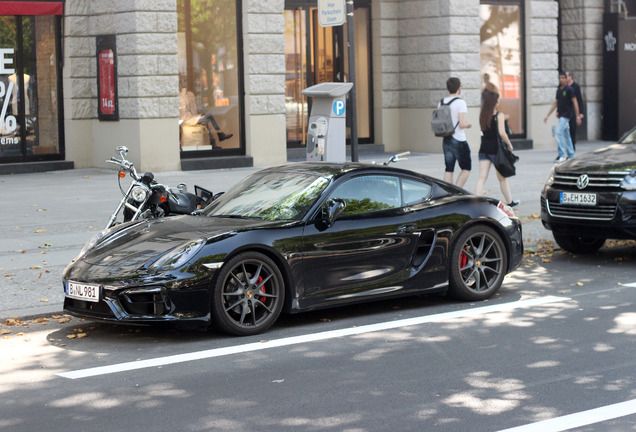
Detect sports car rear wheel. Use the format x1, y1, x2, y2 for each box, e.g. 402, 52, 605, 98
552, 232, 605, 254
211, 251, 284, 336
448, 225, 507, 301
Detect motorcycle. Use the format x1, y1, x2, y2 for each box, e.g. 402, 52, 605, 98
105, 146, 215, 229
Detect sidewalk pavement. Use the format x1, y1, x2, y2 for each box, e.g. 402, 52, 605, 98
0, 140, 611, 320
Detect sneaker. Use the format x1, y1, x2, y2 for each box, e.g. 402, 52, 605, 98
555, 156, 566, 162
566, 155, 575, 160
508, 200, 520, 207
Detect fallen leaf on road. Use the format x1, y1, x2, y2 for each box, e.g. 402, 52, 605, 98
576, 282, 584, 286
0, 329, 10, 335
30, 265, 43, 269
40, 298, 49, 302
34, 229, 46, 233
3, 274, 16, 277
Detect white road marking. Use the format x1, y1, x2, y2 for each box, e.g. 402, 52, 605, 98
58, 296, 568, 380
496, 398, 636, 432
622, 282, 636, 288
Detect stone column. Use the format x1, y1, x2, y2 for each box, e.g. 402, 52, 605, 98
64, 0, 180, 171
375, 0, 480, 154
243, 0, 287, 166
528, 0, 560, 149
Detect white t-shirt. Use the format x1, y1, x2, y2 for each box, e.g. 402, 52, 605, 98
439, 96, 468, 142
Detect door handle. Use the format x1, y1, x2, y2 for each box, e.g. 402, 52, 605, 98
397, 224, 416, 234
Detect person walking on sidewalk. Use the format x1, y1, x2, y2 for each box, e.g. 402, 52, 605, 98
475, 89, 519, 207
544, 71, 581, 162
440, 77, 472, 187
566, 71, 584, 151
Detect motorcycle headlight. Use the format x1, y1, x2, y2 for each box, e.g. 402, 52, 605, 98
131, 185, 150, 202
149, 238, 206, 271
621, 170, 636, 190
545, 166, 556, 187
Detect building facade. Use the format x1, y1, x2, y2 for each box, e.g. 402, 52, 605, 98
0, 0, 630, 174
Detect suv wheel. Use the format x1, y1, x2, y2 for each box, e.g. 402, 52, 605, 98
553, 232, 605, 254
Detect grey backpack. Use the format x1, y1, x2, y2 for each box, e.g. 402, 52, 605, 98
431, 97, 460, 137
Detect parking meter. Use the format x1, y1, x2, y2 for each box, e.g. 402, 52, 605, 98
301, 82, 353, 162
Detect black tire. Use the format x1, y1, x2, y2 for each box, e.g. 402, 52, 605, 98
210, 251, 284, 336
553, 232, 605, 254
448, 225, 508, 301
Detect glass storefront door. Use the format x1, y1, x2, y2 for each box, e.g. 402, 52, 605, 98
0, 14, 63, 162
177, 0, 243, 156
479, 1, 525, 137
284, 1, 373, 148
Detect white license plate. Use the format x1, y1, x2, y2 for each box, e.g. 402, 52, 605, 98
66, 281, 100, 302
560, 192, 597, 205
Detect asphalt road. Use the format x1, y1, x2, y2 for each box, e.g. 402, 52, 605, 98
1, 141, 635, 431
0, 241, 634, 431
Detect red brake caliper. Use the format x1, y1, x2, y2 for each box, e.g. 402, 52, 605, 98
258, 276, 266, 302
460, 249, 468, 274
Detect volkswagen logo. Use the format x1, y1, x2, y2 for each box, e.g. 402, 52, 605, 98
577, 174, 590, 189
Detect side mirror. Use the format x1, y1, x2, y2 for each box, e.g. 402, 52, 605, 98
325, 199, 346, 228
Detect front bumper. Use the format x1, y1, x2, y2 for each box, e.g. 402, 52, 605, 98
63, 283, 212, 327
540, 188, 636, 239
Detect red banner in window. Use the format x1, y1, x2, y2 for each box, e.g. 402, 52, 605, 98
99, 49, 116, 115
0, 1, 63, 15
97, 35, 118, 121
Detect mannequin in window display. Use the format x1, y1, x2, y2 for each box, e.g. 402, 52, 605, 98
179, 79, 232, 148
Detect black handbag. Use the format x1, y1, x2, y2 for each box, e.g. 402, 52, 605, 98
494, 114, 519, 178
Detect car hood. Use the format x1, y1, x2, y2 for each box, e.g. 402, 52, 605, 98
76, 215, 287, 273
559, 143, 636, 173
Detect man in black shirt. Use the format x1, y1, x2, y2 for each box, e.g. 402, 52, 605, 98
544, 72, 581, 162
566, 71, 584, 150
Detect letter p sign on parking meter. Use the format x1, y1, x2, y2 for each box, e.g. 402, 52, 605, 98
333, 99, 346, 117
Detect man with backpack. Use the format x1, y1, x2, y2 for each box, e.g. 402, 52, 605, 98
434, 77, 472, 187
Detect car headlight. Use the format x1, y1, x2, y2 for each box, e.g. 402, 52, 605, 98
149, 238, 206, 271
545, 166, 556, 187
621, 170, 636, 190
75, 226, 116, 260
131, 185, 150, 202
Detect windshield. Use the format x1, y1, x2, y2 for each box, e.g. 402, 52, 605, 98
619, 127, 636, 144
203, 171, 330, 221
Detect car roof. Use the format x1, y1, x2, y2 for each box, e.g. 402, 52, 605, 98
260, 161, 421, 180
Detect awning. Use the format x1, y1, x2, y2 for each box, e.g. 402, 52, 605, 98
0, 1, 64, 16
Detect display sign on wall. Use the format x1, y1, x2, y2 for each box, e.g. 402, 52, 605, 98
96, 35, 119, 121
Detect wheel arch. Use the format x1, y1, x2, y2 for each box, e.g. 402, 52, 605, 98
216, 244, 296, 312
449, 218, 513, 272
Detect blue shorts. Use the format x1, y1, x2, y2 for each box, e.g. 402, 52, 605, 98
478, 152, 497, 163
443, 136, 471, 172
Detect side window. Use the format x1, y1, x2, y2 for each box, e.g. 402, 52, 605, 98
328, 175, 400, 216
401, 178, 432, 206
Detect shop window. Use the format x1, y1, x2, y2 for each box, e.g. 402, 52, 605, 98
0, 14, 62, 160
480, 1, 525, 136
177, 0, 242, 155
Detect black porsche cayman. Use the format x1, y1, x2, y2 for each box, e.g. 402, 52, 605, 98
63, 162, 523, 336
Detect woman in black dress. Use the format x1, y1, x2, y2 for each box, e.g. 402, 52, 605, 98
475, 90, 519, 207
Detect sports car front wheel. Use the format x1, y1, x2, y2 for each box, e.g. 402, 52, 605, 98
448, 225, 508, 301
211, 252, 285, 336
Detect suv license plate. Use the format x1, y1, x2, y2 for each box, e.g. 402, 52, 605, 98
66, 281, 100, 302
560, 192, 597, 205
